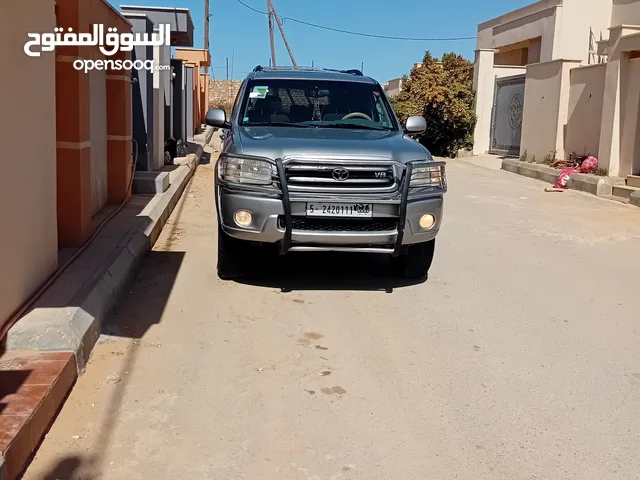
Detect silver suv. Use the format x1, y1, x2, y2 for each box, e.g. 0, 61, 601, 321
205, 66, 446, 279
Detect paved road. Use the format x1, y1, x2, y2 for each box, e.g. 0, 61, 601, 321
24, 159, 640, 480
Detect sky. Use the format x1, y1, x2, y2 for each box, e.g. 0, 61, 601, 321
109, 0, 532, 83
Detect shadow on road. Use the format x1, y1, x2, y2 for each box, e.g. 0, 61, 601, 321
39, 457, 82, 480
29, 169, 200, 480
235, 249, 427, 292
31, 249, 186, 480
101, 250, 186, 339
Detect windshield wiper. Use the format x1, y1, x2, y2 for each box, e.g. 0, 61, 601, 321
315, 123, 391, 131
243, 121, 317, 128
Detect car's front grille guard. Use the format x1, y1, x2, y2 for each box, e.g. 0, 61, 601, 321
274, 159, 417, 257
284, 160, 400, 194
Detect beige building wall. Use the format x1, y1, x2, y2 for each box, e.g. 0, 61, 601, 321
0, 0, 58, 327
597, 27, 640, 176
495, 66, 528, 77
495, 49, 528, 66
477, 0, 561, 62
473, 0, 621, 160
528, 37, 543, 63
557, 0, 613, 63
611, 0, 640, 26
520, 59, 580, 161
565, 63, 606, 158
89, 68, 108, 215
620, 58, 640, 175
152, 41, 170, 170
481, 0, 613, 65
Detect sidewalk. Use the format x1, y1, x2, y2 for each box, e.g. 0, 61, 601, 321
0, 136, 208, 480
454, 153, 506, 171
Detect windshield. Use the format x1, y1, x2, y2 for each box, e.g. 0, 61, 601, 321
239, 79, 397, 131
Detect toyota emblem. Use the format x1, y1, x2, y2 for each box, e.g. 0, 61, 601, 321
332, 168, 350, 181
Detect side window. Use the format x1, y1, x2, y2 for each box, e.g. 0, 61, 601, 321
229, 81, 245, 121
374, 94, 392, 128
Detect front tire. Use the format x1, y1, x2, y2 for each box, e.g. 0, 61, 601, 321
394, 239, 435, 279
217, 225, 246, 279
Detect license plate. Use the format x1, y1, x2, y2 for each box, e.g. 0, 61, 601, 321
306, 203, 373, 217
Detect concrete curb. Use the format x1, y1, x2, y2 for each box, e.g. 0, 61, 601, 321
7, 155, 199, 372
501, 158, 520, 174
567, 173, 625, 196
501, 159, 631, 202
502, 159, 560, 184
133, 171, 170, 194
630, 190, 640, 207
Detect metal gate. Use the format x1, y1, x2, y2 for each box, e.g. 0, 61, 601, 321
490, 75, 525, 156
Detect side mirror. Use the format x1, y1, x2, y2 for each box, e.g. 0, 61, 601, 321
405, 116, 426, 134
205, 108, 229, 128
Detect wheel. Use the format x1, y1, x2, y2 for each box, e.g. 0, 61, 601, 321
394, 239, 435, 279
217, 225, 246, 279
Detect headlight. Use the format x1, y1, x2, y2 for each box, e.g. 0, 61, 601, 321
218, 154, 276, 185
409, 162, 447, 190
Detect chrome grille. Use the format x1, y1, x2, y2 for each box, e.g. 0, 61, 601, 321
279, 216, 398, 232
283, 161, 399, 193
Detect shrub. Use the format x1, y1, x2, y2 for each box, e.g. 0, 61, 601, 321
391, 52, 476, 157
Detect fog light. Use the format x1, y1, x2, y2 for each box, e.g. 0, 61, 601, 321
234, 210, 253, 227
419, 214, 435, 229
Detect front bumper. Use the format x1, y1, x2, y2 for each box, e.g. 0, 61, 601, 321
216, 187, 444, 254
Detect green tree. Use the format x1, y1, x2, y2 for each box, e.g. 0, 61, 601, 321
391, 52, 476, 157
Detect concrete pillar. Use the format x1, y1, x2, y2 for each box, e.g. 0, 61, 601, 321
106, 50, 133, 204
152, 36, 168, 170
472, 49, 495, 155
549, 4, 564, 60
555, 60, 581, 160
598, 28, 625, 176
185, 66, 194, 141
55, 0, 93, 247
164, 48, 173, 142
172, 59, 186, 141
125, 14, 155, 172
200, 74, 210, 125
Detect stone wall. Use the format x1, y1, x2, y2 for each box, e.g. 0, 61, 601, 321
209, 80, 242, 113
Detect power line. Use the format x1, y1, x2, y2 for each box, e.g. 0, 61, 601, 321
234, 0, 476, 41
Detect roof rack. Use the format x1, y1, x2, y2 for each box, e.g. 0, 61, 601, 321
252, 65, 364, 76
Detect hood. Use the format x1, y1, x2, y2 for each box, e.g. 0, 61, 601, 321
232, 126, 432, 163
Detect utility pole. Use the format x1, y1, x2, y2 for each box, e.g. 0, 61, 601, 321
269, 0, 297, 67
231, 44, 235, 80
204, 0, 210, 74
226, 57, 229, 80
267, 0, 277, 67
361, 62, 364, 73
